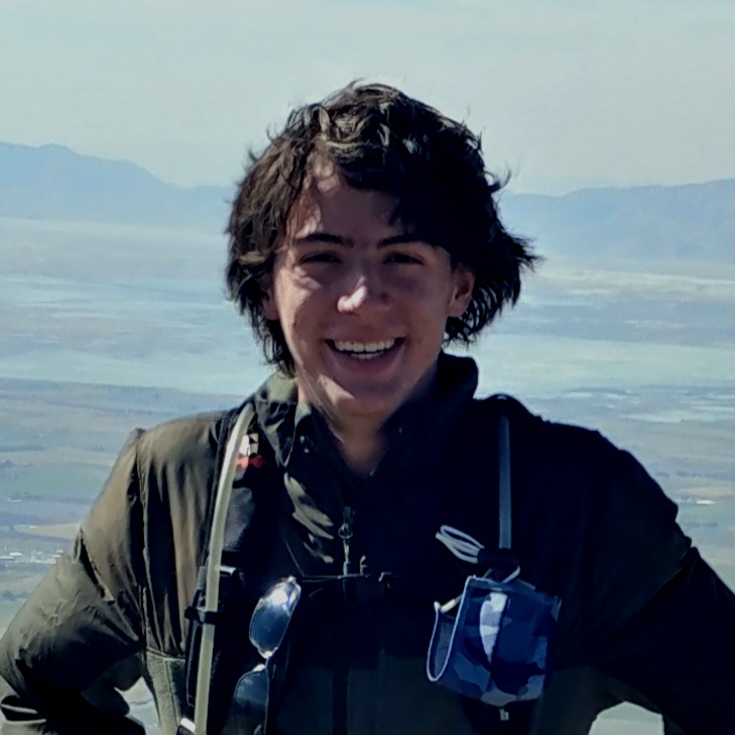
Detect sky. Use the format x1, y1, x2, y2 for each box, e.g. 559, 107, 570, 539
1, 0, 734, 195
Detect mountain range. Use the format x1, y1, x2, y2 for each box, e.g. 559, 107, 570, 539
1, 141, 733, 264
499, 179, 735, 265
0, 142, 228, 230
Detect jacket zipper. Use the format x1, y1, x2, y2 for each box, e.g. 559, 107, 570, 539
339, 506, 355, 575
333, 505, 354, 735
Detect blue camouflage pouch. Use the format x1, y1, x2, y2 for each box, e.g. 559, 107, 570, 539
426, 573, 560, 706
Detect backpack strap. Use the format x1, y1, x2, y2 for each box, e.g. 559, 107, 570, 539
197, 405, 243, 569
434, 394, 518, 576
497, 396, 512, 552
181, 400, 268, 735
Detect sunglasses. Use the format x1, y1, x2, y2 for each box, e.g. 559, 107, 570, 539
179, 570, 396, 735
228, 576, 302, 730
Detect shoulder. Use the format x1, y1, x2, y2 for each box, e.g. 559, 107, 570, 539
128, 403, 258, 510
135, 409, 235, 470
467, 393, 663, 513
83, 408, 245, 533
469, 396, 686, 593
473, 393, 678, 520
470, 393, 616, 461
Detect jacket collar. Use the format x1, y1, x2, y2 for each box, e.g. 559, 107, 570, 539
253, 352, 479, 470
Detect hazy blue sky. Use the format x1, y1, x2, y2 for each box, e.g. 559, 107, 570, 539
2, 0, 733, 194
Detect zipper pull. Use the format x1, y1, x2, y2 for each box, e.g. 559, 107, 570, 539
338, 506, 354, 575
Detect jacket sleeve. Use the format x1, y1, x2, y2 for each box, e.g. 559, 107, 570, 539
583, 445, 735, 735
0, 431, 149, 735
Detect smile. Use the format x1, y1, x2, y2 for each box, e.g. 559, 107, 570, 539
329, 339, 401, 360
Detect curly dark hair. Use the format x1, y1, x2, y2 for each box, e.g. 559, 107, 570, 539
225, 81, 537, 374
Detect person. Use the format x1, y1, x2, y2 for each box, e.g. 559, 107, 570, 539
0, 82, 733, 735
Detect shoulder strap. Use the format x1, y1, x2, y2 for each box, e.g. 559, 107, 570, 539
182, 399, 276, 735
435, 395, 514, 567
497, 396, 512, 551
197, 399, 279, 570
196, 405, 244, 569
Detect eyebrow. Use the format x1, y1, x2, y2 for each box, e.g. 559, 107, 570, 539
295, 232, 421, 248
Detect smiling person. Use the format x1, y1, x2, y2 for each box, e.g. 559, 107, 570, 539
1, 83, 734, 735
259, 159, 476, 472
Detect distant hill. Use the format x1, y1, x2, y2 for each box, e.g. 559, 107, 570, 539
1, 141, 734, 263
500, 179, 735, 264
0, 142, 231, 230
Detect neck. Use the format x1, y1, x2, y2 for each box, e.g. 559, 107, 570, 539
333, 419, 386, 474
295, 382, 389, 475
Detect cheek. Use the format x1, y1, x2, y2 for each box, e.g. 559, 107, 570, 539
391, 273, 436, 300
276, 282, 323, 335
394, 276, 454, 314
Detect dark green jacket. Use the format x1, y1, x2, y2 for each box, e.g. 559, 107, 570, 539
1, 354, 733, 734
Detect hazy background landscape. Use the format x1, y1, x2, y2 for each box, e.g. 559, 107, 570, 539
1, 144, 733, 733
2, 1, 734, 731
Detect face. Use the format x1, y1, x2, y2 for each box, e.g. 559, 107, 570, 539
263, 168, 474, 433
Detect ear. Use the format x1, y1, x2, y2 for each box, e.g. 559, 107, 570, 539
447, 266, 475, 318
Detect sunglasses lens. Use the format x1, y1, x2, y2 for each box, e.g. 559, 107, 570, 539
249, 576, 302, 657
231, 663, 269, 723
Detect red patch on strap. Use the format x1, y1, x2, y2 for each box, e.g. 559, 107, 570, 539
235, 454, 265, 470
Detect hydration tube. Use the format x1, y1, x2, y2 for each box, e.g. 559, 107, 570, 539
193, 408, 253, 735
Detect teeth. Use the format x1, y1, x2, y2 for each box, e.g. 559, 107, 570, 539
333, 339, 396, 354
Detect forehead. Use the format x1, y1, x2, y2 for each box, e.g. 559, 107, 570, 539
286, 167, 401, 240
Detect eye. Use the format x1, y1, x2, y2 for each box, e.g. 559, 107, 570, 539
384, 251, 423, 265
301, 251, 341, 264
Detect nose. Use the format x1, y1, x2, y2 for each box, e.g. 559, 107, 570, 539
336, 271, 388, 314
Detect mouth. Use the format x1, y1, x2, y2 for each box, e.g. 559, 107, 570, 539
327, 338, 403, 361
